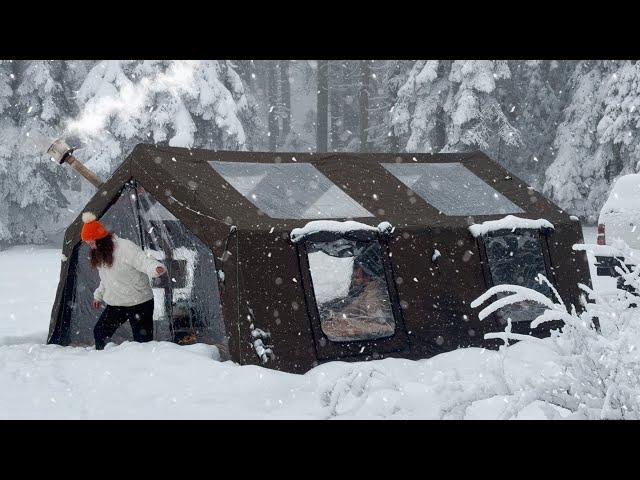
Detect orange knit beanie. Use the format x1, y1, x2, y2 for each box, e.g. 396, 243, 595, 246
80, 212, 109, 241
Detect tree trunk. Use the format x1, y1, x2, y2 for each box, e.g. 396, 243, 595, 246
387, 60, 402, 152
317, 60, 329, 152
235, 60, 256, 87
329, 61, 342, 151
432, 61, 450, 152
330, 94, 342, 151
359, 60, 370, 152
267, 61, 279, 151
606, 142, 624, 182
280, 60, 291, 142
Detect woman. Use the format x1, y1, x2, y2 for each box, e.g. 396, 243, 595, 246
81, 212, 166, 350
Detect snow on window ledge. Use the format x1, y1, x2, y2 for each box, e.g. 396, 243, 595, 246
290, 220, 393, 243
468, 215, 554, 238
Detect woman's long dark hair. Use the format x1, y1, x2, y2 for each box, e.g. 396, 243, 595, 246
90, 234, 115, 269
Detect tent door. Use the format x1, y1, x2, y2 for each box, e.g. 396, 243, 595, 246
132, 180, 227, 347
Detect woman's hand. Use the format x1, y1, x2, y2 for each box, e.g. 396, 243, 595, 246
91, 298, 102, 309
156, 266, 166, 276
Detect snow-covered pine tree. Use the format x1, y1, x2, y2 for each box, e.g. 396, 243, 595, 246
133, 60, 199, 148
498, 60, 573, 189
222, 61, 259, 149
391, 60, 521, 159
70, 60, 141, 177
71, 60, 250, 179
0, 60, 16, 246
33, 61, 100, 240
544, 60, 630, 222
182, 60, 249, 150
367, 60, 412, 153
235, 60, 276, 151
391, 60, 447, 153
595, 61, 640, 183
10, 60, 74, 245
444, 60, 521, 154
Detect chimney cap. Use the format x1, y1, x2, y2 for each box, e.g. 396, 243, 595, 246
47, 138, 74, 164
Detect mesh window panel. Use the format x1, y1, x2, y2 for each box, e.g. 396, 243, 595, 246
306, 238, 395, 342
484, 230, 552, 323
209, 161, 373, 219
382, 162, 524, 216
66, 183, 226, 349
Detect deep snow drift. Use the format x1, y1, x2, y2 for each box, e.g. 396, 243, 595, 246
0, 339, 568, 419
0, 238, 604, 419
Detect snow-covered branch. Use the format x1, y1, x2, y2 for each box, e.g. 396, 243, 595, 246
472, 266, 640, 419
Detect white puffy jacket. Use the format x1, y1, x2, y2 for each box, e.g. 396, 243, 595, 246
93, 235, 164, 307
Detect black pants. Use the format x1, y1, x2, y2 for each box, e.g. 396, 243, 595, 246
94, 299, 154, 350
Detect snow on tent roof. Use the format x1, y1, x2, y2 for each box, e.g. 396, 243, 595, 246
209, 161, 374, 220
382, 162, 524, 216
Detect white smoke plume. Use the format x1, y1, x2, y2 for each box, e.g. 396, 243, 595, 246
24, 129, 56, 156
65, 60, 200, 140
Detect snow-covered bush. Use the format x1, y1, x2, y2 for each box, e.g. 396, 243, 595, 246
472, 271, 640, 419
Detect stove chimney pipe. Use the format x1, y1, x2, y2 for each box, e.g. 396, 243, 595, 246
47, 139, 104, 189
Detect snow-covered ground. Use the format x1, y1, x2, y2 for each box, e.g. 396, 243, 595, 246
0, 230, 613, 419
0, 246, 61, 347
0, 339, 568, 419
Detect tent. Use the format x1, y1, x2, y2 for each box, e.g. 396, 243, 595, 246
48, 144, 592, 373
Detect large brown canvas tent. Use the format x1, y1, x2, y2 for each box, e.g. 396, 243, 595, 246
48, 144, 592, 373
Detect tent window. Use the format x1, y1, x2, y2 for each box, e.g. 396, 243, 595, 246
382, 162, 524, 216
209, 161, 374, 219
67, 182, 226, 348
306, 238, 395, 342
483, 230, 552, 323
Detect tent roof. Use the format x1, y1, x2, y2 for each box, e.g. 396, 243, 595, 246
76, 144, 572, 234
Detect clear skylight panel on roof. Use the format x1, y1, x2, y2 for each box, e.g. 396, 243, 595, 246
382, 162, 524, 216
209, 161, 374, 219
